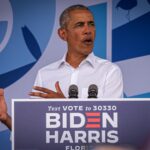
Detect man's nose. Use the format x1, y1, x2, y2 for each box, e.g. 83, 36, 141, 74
83, 25, 92, 35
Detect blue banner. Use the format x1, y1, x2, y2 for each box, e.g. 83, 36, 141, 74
13, 99, 150, 150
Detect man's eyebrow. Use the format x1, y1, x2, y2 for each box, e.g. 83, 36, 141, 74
74, 21, 94, 24
89, 20, 94, 22
75, 21, 84, 25
88, 21, 95, 23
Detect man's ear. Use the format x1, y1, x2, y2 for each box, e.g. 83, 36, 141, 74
58, 28, 67, 41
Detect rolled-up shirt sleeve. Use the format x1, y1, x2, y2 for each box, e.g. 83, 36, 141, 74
33, 70, 43, 87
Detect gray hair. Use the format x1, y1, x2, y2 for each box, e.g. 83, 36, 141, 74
59, 4, 93, 28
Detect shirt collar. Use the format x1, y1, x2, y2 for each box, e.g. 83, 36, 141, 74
57, 52, 96, 68
57, 53, 67, 68
83, 52, 95, 68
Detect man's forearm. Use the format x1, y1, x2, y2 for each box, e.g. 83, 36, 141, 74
2, 114, 12, 130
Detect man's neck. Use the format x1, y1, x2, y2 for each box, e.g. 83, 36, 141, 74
66, 51, 88, 68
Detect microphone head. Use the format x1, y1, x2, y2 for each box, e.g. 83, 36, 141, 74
88, 84, 98, 98
68, 84, 78, 98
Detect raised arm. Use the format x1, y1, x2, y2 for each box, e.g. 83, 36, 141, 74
0, 89, 12, 130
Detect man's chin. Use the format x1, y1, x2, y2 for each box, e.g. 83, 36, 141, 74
82, 48, 93, 55
84, 46, 93, 52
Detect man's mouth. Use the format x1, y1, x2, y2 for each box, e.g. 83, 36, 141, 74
82, 38, 93, 45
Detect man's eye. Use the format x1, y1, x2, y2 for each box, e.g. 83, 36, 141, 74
89, 22, 95, 26
75, 23, 84, 27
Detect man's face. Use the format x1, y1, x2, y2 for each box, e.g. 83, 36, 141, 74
94, 146, 135, 150
61, 9, 96, 56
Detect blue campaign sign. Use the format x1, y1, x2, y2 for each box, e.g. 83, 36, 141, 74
12, 99, 150, 150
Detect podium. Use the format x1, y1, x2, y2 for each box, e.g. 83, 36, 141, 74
12, 99, 150, 150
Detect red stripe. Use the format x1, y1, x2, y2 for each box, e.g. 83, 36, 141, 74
86, 124, 101, 128
87, 118, 100, 122
85, 112, 100, 117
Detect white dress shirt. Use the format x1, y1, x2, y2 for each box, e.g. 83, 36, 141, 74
34, 52, 123, 98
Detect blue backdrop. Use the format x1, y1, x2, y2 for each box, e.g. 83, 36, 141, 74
0, 0, 150, 149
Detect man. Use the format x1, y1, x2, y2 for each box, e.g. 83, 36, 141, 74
0, 89, 11, 130
29, 4, 123, 98
0, 4, 123, 130
89, 145, 136, 150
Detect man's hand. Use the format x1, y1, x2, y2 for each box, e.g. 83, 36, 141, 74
0, 88, 11, 130
29, 81, 65, 98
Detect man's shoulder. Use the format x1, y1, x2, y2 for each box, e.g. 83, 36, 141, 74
38, 59, 62, 73
94, 55, 120, 71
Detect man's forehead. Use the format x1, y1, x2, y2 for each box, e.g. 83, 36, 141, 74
69, 9, 94, 19
68, 10, 94, 24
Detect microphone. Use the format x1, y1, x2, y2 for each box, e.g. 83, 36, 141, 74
88, 84, 98, 98
68, 84, 78, 98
